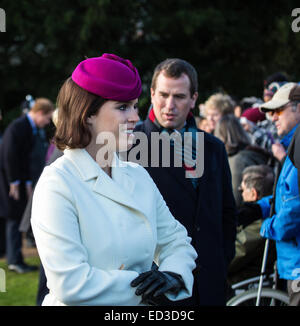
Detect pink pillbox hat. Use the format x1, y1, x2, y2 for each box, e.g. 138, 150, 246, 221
71, 53, 142, 102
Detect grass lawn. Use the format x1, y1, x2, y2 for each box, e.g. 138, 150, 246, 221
0, 256, 40, 306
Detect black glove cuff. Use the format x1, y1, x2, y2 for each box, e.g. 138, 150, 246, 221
164, 271, 186, 292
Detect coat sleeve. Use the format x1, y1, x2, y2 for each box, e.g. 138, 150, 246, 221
3, 121, 32, 183
257, 195, 272, 219
221, 144, 237, 269
228, 154, 245, 207
150, 175, 198, 301
260, 156, 300, 241
31, 167, 141, 306
260, 194, 300, 241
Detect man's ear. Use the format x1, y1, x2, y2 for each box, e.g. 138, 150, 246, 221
251, 187, 259, 201
190, 92, 198, 110
150, 88, 155, 102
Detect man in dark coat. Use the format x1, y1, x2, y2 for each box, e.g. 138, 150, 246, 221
0, 98, 54, 273
128, 58, 237, 305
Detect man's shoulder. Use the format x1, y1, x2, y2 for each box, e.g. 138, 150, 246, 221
5, 115, 30, 133
201, 129, 224, 148
1, 115, 31, 144
11, 115, 28, 126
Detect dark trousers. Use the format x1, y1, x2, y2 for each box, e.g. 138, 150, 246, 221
6, 218, 24, 265
36, 264, 49, 306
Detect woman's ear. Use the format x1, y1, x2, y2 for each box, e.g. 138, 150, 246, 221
86, 116, 94, 125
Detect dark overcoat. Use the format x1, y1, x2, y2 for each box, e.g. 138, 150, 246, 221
130, 117, 237, 305
0, 115, 34, 219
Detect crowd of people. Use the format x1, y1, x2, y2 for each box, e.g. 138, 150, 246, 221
0, 55, 299, 306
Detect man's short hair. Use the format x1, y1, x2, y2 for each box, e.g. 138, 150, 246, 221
242, 164, 274, 199
31, 98, 55, 115
151, 58, 198, 96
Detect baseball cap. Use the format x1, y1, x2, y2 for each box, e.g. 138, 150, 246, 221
260, 82, 300, 112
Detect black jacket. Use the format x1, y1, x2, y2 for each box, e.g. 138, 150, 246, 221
0, 115, 34, 219
130, 117, 237, 305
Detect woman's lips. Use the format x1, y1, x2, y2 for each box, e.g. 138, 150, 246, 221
124, 129, 134, 134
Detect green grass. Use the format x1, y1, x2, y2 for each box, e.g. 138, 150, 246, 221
0, 256, 40, 306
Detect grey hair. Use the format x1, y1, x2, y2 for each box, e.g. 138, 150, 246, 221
242, 164, 274, 199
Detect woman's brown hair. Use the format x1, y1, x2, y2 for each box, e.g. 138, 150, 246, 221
55, 77, 107, 150
214, 114, 251, 155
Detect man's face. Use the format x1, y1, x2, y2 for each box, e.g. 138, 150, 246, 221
240, 177, 257, 202
205, 108, 222, 132
267, 103, 300, 136
263, 88, 273, 103
151, 72, 198, 130
35, 111, 53, 128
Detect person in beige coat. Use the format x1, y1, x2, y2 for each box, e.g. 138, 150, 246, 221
31, 53, 197, 306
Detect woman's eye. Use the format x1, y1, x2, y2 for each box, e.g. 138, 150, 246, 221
118, 104, 138, 111
118, 105, 128, 111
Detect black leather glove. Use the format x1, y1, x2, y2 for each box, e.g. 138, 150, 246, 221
130, 270, 185, 305
237, 202, 262, 228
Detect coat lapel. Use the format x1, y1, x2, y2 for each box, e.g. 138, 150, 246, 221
64, 148, 142, 213
164, 166, 197, 201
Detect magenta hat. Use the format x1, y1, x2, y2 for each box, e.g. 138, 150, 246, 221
71, 53, 142, 102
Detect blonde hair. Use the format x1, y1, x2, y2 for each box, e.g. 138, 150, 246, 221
204, 93, 234, 116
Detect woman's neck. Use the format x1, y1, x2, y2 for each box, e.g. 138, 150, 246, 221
85, 142, 113, 177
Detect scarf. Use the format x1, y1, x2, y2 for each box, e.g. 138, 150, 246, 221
148, 107, 200, 189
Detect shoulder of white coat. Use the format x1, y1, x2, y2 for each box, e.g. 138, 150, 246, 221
120, 159, 153, 180
35, 155, 76, 199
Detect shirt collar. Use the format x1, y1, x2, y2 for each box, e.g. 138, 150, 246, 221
280, 124, 298, 149
26, 113, 37, 133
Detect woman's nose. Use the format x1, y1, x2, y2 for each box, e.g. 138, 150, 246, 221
128, 107, 140, 122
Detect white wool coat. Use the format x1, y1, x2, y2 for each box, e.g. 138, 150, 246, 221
31, 148, 197, 306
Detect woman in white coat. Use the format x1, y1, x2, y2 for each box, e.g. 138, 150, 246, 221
31, 53, 197, 306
